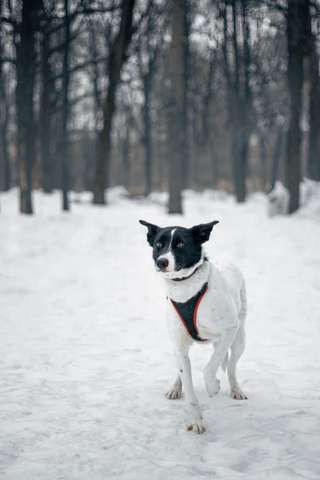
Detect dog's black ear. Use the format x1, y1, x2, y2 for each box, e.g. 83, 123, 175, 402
139, 220, 161, 246
191, 221, 219, 244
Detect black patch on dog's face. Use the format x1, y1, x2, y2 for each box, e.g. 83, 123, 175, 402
154, 227, 201, 270
139, 220, 219, 272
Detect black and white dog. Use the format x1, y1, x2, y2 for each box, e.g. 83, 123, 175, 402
140, 220, 247, 434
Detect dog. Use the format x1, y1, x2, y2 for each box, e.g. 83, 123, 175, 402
139, 219, 247, 434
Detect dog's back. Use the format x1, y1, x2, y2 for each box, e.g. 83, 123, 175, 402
217, 263, 247, 322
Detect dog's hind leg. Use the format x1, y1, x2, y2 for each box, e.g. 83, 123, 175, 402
204, 327, 237, 397
165, 374, 182, 400
228, 325, 247, 400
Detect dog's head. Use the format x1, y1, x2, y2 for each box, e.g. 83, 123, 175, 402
139, 220, 219, 280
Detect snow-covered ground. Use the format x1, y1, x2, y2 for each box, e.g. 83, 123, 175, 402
1, 188, 320, 480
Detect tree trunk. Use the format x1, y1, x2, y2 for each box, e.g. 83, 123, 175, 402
201, 49, 216, 187
222, 0, 252, 202
16, 0, 41, 214
167, 0, 186, 214
39, 29, 53, 193
286, 0, 304, 213
122, 109, 131, 191
258, 134, 268, 191
137, 9, 159, 198
181, 0, 190, 189
239, 0, 251, 199
89, 22, 102, 128
88, 21, 102, 194
231, 0, 246, 202
93, 0, 136, 205
143, 77, 152, 197
0, 5, 11, 192
61, 0, 71, 211
270, 128, 284, 190
0, 105, 10, 191
306, 0, 320, 181
222, 3, 233, 124
222, 1, 234, 192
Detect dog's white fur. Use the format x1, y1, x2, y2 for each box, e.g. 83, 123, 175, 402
163, 254, 247, 434
157, 228, 177, 274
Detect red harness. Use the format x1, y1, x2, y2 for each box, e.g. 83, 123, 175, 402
169, 282, 208, 342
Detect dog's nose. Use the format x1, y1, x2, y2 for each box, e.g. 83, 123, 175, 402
157, 258, 169, 270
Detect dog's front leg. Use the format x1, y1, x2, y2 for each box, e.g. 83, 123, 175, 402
175, 348, 205, 434
165, 374, 182, 399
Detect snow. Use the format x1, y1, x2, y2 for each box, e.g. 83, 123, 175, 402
267, 178, 320, 218
0, 188, 320, 480
267, 181, 289, 217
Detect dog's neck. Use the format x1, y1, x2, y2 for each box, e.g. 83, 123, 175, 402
171, 256, 209, 282
165, 256, 211, 303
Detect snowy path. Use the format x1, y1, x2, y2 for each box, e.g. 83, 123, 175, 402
0, 190, 320, 480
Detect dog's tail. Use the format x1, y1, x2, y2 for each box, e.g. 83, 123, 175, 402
221, 351, 229, 372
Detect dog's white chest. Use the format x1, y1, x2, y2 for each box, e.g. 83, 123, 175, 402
166, 262, 242, 342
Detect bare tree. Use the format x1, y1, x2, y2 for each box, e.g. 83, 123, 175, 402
88, 18, 103, 135
222, 1, 246, 201
0, 0, 11, 191
306, 0, 320, 181
181, 0, 190, 189
16, 0, 42, 214
240, 0, 252, 198
136, 1, 167, 196
120, 103, 132, 191
167, 0, 188, 214
60, 0, 71, 211
93, 0, 136, 205
39, 8, 57, 194
286, 0, 305, 213
227, 0, 252, 203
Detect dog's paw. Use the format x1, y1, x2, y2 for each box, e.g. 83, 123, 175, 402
204, 369, 220, 397
186, 421, 206, 434
165, 386, 182, 400
186, 404, 205, 433
231, 387, 248, 400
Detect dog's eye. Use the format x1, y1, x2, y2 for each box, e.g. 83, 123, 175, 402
155, 241, 163, 249
176, 241, 184, 248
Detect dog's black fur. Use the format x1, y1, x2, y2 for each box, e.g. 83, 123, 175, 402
139, 220, 219, 271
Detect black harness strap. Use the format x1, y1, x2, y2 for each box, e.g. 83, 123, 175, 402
170, 282, 208, 342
